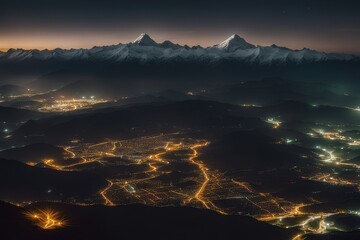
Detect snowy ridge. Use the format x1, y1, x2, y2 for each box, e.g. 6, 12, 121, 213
0, 33, 356, 64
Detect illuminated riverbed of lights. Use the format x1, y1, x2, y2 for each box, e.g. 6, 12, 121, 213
17, 133, 360, 238
35, 135, 293, 216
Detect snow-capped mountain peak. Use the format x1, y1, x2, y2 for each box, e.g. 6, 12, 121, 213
216, 34, 256, 51
133, 33, 158, 46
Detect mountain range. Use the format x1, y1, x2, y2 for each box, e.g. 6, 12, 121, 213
0, 33, 356, 64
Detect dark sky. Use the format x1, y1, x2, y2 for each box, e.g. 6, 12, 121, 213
1, 0, 360, 53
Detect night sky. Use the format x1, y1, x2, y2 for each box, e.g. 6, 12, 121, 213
1, 0, 360, 53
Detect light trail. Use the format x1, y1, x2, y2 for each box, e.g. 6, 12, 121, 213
231, 179, 254, 193
318, 216, 326, 234
291, 234, 305, 240
348, 140, 360, 146
148, 148, 170, 165
336, 161, 360, 169
322, 149, 336, 163
186, 142, 211, 208
26, 209, 66, 230
100, 180, 115, 206
111, 141, 122, 151
185, 142, 226, 214
63, 146, 76, 158
88, 141, 111, 149
42, 156, 99, 170
305, 174, 356, 188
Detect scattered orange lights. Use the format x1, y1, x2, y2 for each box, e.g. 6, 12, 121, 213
312, 129, 346, 141
26, 209, 67, 230
266, 118, 282, 129
26, 162, 37, 166
37, 98, 108, 112
305, 173, 356, 188
240, 103, 262, 107
348, 140, 360, 146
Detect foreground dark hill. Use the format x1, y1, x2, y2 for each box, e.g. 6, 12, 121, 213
0, 159, 106, 203
0, 201, 293, 240
0, 106, 44, 123
0, 143, 66, 164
